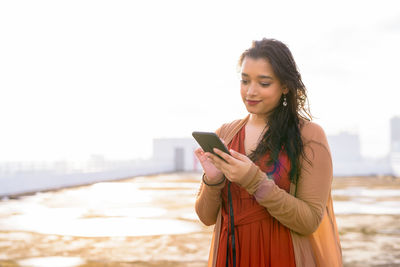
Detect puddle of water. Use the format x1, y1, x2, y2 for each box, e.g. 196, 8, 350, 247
136, 182, 199, 189
332, 186, 400, 214
0, 174, 203, 237
18, 256, 85, 267
379, 229, 400, 234
180, 212, 198, 221
334, 201, 400, 215
333, 187, 400, 198
100, 207, 167, 218
0, 216, 201, 237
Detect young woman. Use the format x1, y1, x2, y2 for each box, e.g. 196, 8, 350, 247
194, 38, 342, 267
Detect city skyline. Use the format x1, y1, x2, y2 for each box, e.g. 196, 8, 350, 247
0, 115, 399, 163
2, 120, 399, 171
1, 124, 399, 196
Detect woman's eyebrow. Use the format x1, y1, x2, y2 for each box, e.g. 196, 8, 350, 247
258, 75, 273, 80
241, 73, 273, 80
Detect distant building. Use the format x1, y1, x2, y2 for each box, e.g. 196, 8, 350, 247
391, 116, 400, 152
152, 138, 199, 172
326, 116, 400, 177
327, 132, 391, 176
328, 132, 364, 176
390, 117, 400, 176
328, 132, 362, 162
153, 131, 397, 177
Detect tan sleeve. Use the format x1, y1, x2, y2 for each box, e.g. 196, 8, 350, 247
195, 174, 226, 226
243, 122, 333, 235
194, 125, 226, 226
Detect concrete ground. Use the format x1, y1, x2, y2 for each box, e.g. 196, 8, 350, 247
0, 173, 399, 266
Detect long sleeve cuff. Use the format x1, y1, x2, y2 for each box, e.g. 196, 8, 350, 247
240, 164, 269, 195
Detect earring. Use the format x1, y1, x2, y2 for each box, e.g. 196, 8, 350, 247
283, 94, 287, 107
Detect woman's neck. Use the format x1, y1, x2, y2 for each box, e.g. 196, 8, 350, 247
248, 113, 268, 127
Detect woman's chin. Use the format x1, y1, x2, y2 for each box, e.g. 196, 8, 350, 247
245, 106, 264, 115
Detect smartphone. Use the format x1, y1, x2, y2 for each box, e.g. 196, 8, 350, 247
192, 131, 231, 160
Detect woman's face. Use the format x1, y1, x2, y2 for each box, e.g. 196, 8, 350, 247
240, 57, 288, 116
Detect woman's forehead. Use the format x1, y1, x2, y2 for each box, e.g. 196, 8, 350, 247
241, 57, 275, 78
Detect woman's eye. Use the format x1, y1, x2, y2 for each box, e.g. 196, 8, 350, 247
260, 83, 270, 87
240, 80, 249, 85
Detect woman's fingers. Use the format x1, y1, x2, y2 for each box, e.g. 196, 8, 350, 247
205, 152, 224, 169
194, 147, 204, 155
213, 148, 233, 164
205, 152, 220, 164
196, 148, 217, 166
229, 149, 251, 162
205, 150, 234, 176
194, 148, 206, 160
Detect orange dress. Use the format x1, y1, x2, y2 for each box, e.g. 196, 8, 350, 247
216, 125, 296, 267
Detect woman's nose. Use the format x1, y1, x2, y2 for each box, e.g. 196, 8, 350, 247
247, 83, 257, 96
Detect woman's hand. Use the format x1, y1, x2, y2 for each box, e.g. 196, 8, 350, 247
194, 147, 224, 183
205, 148, 254, 185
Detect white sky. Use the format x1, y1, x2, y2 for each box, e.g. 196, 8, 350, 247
1, 0, 400, 162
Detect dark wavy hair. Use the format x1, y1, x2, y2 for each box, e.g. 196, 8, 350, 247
239, 38, 312, 185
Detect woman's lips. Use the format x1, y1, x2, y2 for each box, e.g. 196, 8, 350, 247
246, 100, 261, 106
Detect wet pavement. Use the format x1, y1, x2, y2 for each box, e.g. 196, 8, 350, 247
0, 172, 210, 266
0, 173, 400, 266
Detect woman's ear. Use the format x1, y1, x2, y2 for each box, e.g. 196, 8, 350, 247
282, 87, 289, 94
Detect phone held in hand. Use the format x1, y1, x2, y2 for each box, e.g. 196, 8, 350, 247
192, 131, 231, 160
